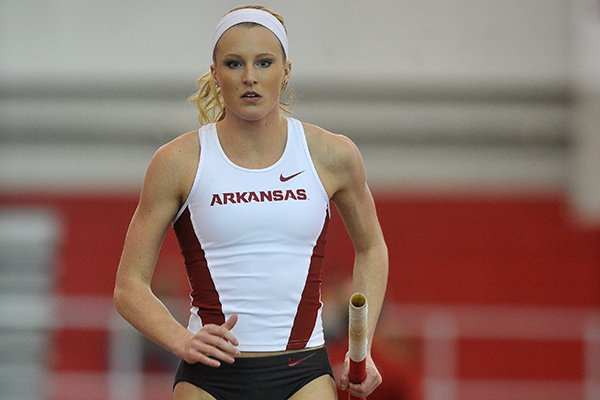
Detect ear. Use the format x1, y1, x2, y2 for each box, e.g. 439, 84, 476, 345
283, 60, 292, 83
210, 64, 218, 86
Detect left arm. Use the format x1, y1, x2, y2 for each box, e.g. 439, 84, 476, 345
332, 136, 388, 352
307, 125, 388, 398
332, 137, 388, 398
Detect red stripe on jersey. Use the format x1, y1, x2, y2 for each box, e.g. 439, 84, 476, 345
173, 207, 225, 326
286, 215, 330, 350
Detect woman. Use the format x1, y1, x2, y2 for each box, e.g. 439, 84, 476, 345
114, 5, 388, 399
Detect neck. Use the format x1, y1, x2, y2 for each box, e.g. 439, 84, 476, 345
219, 111, 286, 140
216, 112, 288, 169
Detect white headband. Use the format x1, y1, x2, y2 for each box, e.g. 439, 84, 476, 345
211, 8, 289, 58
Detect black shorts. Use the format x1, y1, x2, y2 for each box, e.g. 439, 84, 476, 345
174, 346, 334, 400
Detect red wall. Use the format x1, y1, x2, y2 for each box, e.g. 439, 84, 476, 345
2, 191, 599, 399
4, 192, 598, 303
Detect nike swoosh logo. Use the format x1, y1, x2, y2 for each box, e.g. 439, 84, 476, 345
279, 170, 305, 182
287, 352, 316, 367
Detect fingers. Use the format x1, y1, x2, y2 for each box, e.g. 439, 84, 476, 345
346, 377, 381, 399
222, 314, 238, 330
344, 372, 382, 399
182, 315, 240, 367
221, 314, 239, 346
199, 315, 240, 347
339, 353, 382, 398
339, 354, 350, 389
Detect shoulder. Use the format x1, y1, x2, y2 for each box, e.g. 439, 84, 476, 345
144, 130, 199, 201
154, 130, 199, 160
302, 122, 366, 197
302, 122, 362, 170
150, 130, 199, 173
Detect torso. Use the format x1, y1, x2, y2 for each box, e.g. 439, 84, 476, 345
172, 117, 333, 352
173, 119, 342, 211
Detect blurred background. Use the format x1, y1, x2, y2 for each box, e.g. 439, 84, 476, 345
1, 0, 600, 399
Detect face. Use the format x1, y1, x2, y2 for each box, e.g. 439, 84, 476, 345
211, 24, 291, 123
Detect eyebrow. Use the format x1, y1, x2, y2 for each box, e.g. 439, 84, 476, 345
221, 52, 277, 59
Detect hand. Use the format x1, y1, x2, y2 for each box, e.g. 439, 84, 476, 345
177, 314, 240, 367
339, 352, 382, 398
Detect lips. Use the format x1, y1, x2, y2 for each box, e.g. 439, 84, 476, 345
241, 91, 261, 99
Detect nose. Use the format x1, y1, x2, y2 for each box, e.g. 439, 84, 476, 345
242, 66, 257, 85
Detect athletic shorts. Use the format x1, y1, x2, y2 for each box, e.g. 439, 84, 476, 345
173, 346, 334, 400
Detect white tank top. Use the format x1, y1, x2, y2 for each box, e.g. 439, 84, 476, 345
173, 117, 330, 351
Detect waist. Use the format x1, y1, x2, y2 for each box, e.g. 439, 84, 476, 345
237, 345, 325, 358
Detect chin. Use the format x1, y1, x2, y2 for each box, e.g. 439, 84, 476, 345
232, 107, 278, 123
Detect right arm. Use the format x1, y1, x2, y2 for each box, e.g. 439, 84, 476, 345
113, 132, 239, 367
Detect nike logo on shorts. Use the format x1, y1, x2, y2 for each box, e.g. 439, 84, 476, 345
287, 352, 316, 367
280, 170, 304, 182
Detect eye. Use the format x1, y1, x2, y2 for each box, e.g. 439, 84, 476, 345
225, 60, 243, 69
256, 59, 273, 68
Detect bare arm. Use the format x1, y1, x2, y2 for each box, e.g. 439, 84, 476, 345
331, 137, 388, 351
113, 133, 239, 367
334, 138, 388, 398
307, 125, 388, 398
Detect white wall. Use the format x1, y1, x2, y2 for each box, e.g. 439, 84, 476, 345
569, 0, 600, 225
0, 0, 569, 82
3, 0, 596, 222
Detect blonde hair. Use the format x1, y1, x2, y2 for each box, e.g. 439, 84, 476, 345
190, 5, 292, 125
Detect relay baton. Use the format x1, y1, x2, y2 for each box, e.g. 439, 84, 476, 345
348, 292, 368, 400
